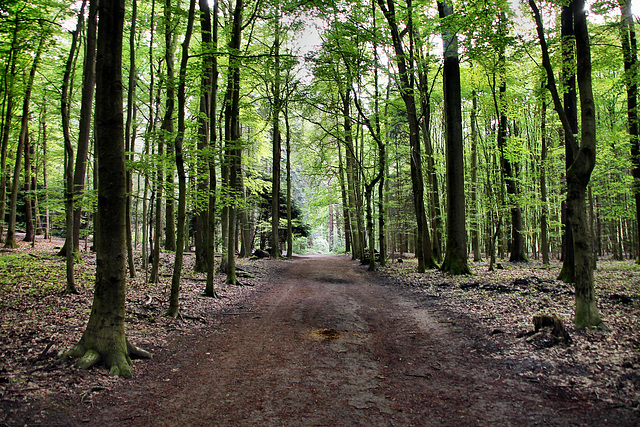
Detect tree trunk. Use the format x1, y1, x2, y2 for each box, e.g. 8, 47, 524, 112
168, 0, 196, 318
417, 48, 443, 262
40, 105, 50, 240
5, 34, 44, 248
558, 4, 578, 283
62, 0, 150, 376
620, 0, 640, 264
162, 0, 177, 253
338, 143, 351, 253
225, 0, 243, 285
530, 0, 602, 328
124, 0, 138, 278
438, 0, 470, 274
23, 125, 34, 243
0, 12, 19, 243
285, 102, 293, 258
60, 3, 83, 293
540, 93, 550, 265
202, 0, 219, 297
71, 0, 98, 255
471, 90, 481, 262
271, 6, 282, 257
377, 0, 436, 271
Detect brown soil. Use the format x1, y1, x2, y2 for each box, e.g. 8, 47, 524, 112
41, 254, 638, 426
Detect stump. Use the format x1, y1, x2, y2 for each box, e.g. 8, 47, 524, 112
532, 314, 572, 344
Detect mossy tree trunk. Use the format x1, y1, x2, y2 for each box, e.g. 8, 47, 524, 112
530, 0, 602, 328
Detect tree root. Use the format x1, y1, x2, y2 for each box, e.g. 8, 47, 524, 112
59, 339, 151, 378
201, 290, 220, 299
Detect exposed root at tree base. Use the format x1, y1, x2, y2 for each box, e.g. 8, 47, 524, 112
60, 339, 151, 378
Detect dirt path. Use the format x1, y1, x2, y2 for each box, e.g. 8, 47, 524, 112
47, 255, 627, 425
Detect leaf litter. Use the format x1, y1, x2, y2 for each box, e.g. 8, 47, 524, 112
378, 257, 640, 413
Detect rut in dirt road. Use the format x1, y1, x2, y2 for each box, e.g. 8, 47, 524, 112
55, 255, 612, 426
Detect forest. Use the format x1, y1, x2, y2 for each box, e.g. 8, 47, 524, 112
1, 0, 640, 422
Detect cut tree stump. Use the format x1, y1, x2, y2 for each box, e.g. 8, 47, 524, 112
532, 314, 572, 344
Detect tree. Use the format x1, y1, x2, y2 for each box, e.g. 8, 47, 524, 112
271, 1, 283, 257
0, 10, 20, 244
377, 0, 437, 272
162, 0, 177, 253
557, 3, 578, 283
168, 0, 196, 318
530, 0, 603, 328
60, 1, 86, 294
438, 0, 470, 274
619, 0, 640, 264
224, 0, 244, 286
124, 0, 138, 278
62, 0, 151, 376
4, 31, 45, 249
201, 0, 219, 298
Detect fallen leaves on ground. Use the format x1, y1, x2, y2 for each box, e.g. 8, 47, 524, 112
0, 235, 274, 424
378, 256, 640, 412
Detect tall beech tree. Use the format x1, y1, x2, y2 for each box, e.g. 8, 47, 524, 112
168, 0, 196, 318
4, 32, 44, 249
377, 0, 436, 272
60, 1, 85, 293
201, 0, 219, 297
62, 0, 151, 376
162, 0, 177, 253
72, 0, 98, 256
124, 0, 138, 277
530, 0, 603, 328
620, 0, 640, 264
0, 12, 20, 244
557, 3, 578, 283
438, 0, 470, 274
224, 0, 244, 285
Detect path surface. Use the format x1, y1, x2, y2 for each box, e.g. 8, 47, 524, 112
50, 255, 615, 425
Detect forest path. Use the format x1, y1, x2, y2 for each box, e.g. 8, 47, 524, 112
53, 255, 604, 425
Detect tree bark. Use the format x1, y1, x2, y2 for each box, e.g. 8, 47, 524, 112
558, 4, 578, 283
471, 90, 481, 262
377, 0, 436, 271
438, 0, 470, 274
202, 0, 219, 297
72, 0, 98, 254
530, 0, 602, 327
540, 93, 550, 265
271, 5, 282, 257
168, 0, 196, 318
62, 0, 150, 376
620, 0, 640, 264
0, 11, 20, 243
225, 0, 243, 285
5, 34, 44, 248
124, 0, 138, 278
285, 102, 293, 258
61, 1, 85, 292
162, 0, 177, 253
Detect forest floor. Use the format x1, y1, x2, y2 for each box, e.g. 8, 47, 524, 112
0, 236, 639, 425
